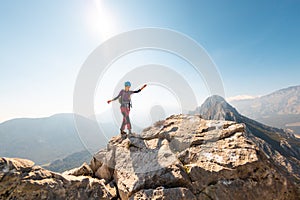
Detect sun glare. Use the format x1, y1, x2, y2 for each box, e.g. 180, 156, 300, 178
86, 0, 118, 41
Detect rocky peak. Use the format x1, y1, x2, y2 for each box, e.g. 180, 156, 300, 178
193, 95, 240, 121
195, 96, 300, 179
2, 114, 299, 199
89, 114, 299, 199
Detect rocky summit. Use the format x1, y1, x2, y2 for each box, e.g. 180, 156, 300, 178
1, 112, 299, 200
89, 114, 299, 200
1, 96, 300, 200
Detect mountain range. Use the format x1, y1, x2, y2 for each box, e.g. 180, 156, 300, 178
230, 85, 300, 135
1, 85, 299, 173
0, 113, 111, 166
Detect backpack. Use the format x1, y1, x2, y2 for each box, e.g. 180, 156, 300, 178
118, 90, 132, 107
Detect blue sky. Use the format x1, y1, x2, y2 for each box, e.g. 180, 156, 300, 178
1, 0, 300, 122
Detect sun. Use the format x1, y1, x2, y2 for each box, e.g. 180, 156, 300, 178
86, 0, 118, 41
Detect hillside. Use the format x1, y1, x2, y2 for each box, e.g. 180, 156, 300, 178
43, 150, 92, 173
0, 114, 106, 165
230, 85, 300, 134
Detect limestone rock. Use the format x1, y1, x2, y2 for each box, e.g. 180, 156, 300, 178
1, 111, 300, 200
89, 114, 299, 199
62, 162, 93, 176
129, 187, 196, 200
195, 95, 300, 180
0, 157, 117, 200
95, 163, 113, 181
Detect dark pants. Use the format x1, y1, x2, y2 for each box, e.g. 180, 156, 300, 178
120, 106, 131, 131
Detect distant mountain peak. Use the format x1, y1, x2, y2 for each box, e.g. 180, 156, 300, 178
193, 95, 300, 170
228, 85, 300, 135
231, 85, 300, 116
206, 94, 226, 102
194, 95, 240, 121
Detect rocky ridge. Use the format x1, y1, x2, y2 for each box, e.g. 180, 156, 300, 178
1, 113, 299, 199
0, 96, 300, 200
194, 95, 300, 182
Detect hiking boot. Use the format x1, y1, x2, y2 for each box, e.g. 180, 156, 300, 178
120, 129, 126, 135
128, 129, 132, 135
120, 129, 127, 139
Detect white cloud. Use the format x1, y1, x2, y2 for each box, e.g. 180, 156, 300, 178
226, 95, 259, 102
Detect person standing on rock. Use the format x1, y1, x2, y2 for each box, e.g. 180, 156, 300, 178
107, 81, 147, 136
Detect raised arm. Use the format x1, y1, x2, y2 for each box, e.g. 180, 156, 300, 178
107, 90, 123, 104
133, 84, 147, 93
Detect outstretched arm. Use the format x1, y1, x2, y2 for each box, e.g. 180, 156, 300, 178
107, 90, 122, 104
133, 84, 147, 93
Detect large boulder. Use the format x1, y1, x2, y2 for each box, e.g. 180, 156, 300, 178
90, 114, 299, 199
62, 162, 93, 176
0, 157, 117, 200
